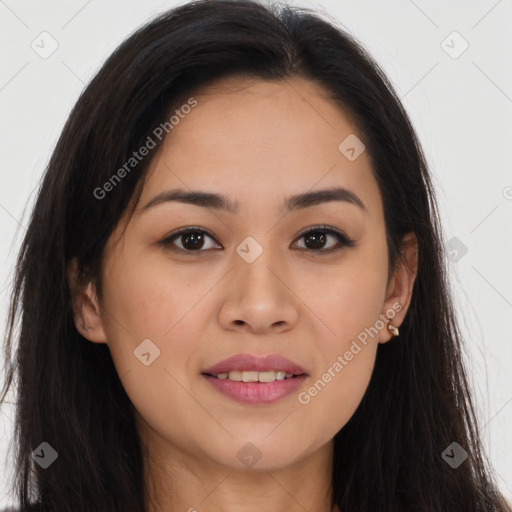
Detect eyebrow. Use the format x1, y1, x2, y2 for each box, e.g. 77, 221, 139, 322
140, 186, 367, 215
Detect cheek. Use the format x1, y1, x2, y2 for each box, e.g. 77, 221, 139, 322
102, 250, 209, 338
98, 261, 207, 449
305, 253, 388, 345
294, 253, 386, 433
99, 255, 209, 382
298, 330, 378, 440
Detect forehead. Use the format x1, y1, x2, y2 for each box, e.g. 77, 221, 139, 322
139, 76, 381, 218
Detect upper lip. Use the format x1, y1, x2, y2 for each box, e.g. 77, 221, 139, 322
202, 353, 308, 376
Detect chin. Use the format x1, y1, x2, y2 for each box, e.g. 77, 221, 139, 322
206, 435, 311, 472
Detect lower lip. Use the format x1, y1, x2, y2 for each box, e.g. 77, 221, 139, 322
202, 374, 308, 405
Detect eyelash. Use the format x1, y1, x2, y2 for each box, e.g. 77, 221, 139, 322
159, 225, 356, 256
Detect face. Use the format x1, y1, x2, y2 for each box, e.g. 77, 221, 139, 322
70, 76, 417, 474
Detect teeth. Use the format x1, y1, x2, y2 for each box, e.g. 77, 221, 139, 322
214, 371, 297, 382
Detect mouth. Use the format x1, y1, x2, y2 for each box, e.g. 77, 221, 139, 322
201, 369, 309, 405
201, 353, 309, 404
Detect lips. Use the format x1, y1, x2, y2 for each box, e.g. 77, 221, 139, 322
202, 353, 308, 376
203, 373, 308, 404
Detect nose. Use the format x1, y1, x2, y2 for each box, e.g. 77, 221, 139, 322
218, 242, 299, 334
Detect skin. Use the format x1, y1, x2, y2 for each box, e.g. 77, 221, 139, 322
68, 76, 418, 512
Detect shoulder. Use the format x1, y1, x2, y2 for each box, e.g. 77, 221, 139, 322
0, 507, 39, 512
1, 503, 47, 512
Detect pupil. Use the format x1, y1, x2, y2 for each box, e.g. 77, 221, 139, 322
183, 232, 203, 250
305, 232, 325, 249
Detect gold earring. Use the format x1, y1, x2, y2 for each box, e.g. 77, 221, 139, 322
388, 324, 399, 336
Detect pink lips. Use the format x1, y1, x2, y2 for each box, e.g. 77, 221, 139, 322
202, 353, 309, 405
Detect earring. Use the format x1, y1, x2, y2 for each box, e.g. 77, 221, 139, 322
388, 324, 399, 336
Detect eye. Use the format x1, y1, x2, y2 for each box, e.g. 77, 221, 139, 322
159, 227, 220, 255
292, 225, 356, 254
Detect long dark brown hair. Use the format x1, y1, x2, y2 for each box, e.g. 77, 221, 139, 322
1, 1, 510, 511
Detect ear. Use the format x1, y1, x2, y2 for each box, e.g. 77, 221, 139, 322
379, 232, 418, 343
67, 257, 108, 344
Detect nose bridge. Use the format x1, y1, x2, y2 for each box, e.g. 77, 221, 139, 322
234, 232, 281, 288
216, 224, 301, 333
230, 231, 295, 313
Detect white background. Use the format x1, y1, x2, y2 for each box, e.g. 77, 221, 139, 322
1, 0, 511, 507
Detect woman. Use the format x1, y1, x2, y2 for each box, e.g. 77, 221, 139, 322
1, 1, 510, 511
